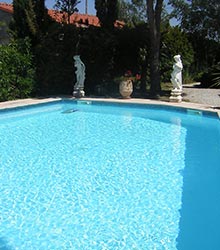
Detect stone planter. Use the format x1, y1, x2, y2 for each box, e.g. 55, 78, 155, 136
119, 79, 133, 99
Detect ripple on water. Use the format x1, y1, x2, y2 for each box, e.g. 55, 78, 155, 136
0, 106, 186, 250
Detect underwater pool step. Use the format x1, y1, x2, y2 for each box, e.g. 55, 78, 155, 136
187, 109, 203, 116
76, 100, 92, 105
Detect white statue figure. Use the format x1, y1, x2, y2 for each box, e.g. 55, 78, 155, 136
171, 55, 183, 90
73, 55, 85, 97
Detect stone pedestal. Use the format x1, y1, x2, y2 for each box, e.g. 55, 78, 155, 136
73, 88, 85, 98
169, 89, 182, 103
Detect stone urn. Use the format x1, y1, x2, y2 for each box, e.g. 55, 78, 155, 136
119, 79, 133, 99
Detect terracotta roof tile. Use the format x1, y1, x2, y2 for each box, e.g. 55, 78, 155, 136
0, 2, 124, 28
0, 2, 13, 13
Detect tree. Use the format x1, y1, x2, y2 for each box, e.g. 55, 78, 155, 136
118, 0, 147, 26
169, 0, 220, 80
12, 0, 49, 43
12, 0, 30, 39
146, 0, 163, 96
32, 0, 48, 33
169, 0, 220, 41
95, 0, 119, 30
161, 26, 194, 82
54, 0, 80, 24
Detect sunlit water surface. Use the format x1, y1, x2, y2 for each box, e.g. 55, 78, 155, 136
0, 101, 220, 250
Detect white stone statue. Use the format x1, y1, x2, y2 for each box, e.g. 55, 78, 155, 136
171, 55, 183, 90
73, 55, 85, 97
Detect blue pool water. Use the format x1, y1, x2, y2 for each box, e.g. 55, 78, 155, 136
0, 100, 220, 250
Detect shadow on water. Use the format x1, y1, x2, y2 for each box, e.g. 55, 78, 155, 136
0, 237, 13, 250
177, 120, 220, 250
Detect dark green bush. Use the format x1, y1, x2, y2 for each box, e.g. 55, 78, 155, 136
80, 27, 118, 95
200, 63, 220, 88
0, 39, 36, 101
35, 23, 80, 95
161, 26, 194, 83
211, 63, 220, 88
35, 24, 119, 96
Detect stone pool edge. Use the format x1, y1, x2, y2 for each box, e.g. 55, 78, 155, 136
0, 97, 219, 118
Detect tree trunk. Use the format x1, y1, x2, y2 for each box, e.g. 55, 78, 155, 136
140, 56, 148, 94
146, 0, 163, 97
149, 39, 161, 95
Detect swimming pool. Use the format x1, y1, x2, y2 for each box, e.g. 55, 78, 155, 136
0, 100, 220, 250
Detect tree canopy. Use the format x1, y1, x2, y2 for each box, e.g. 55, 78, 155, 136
169, 0, 220, 41
118, 0, 147, 26
12, 0, 49, 43
54, 0, 80, 24
95, 0, 119, 29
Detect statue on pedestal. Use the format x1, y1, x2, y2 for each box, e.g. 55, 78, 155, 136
171, 55, 183, 90
73, 55, 85, 98
170, 55, 183, 103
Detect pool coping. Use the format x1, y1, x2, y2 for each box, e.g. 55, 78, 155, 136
0, 97, 219, 118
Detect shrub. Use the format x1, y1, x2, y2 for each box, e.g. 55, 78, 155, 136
210, 63, 220, 88
161, 26, 194, 83
200, 63, 220, 88
0, 39, 35, 101
35, 23, 80, 95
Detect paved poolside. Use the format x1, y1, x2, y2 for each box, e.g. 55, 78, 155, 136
183, 87, 220, 107
0, 96, 219, 118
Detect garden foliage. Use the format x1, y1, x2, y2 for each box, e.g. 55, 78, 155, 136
2, 0, 220, 102
0, 39, 35, 101
169, 0, 220, 87
54, 0, 80, 24
34, 23, 195, 96
95, 0, 119, 30
11, 0, 51, 45
34, 23, 80, 95
161, 26, 194, 83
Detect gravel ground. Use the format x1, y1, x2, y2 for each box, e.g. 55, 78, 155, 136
183, 87, 220, 107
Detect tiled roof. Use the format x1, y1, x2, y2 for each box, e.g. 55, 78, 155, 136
0, 2, 13, 13
0, 2, 124, 28
48, 9, 101, 27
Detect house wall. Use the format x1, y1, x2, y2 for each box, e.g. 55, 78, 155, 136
0, 9, 12, 44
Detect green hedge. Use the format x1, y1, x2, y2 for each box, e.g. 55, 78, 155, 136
0, 39, 35, 101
